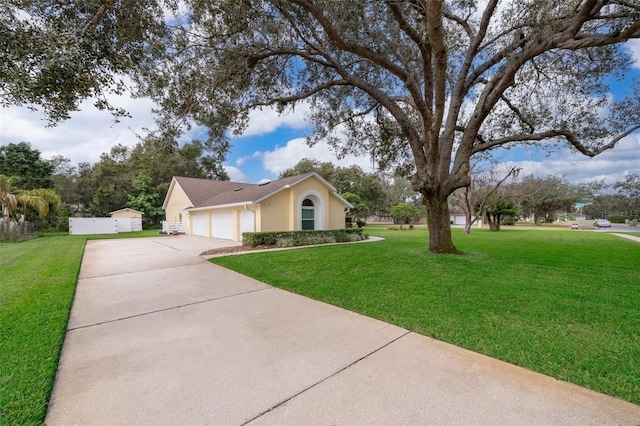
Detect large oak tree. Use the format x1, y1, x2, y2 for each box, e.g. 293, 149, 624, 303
4, 1, 640, 252
139, 0, 640, 253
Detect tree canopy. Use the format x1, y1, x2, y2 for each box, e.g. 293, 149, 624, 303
389, 202, 420, 229
1, 0, 166, 122
3, 1, 640, 252
137, 0, 640, 253
514, 175, 586, 225
0, 142, 54, 189
53, 136, 229, 222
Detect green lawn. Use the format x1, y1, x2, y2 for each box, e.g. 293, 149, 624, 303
212, 226, 640, 405
1, 228, 637, 424
0, 230, 162, 425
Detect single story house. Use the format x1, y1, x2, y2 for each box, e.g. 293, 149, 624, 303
162, 172, 352, 241
109, 208, 144, 219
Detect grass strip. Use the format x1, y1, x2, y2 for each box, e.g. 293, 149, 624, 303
0, 230, 162, 425
212, 227, 640, 405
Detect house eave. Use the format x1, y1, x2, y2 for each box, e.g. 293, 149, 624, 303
186, 201, 256, 213
253, 172, 352, 208
254, 184, 290, 204
109, 208, 144, 215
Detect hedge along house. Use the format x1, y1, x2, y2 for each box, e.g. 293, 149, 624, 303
162, 172, 352, 241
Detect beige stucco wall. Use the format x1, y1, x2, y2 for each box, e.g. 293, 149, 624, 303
164, 182, 192, 223
259, 189, 291, 232
110, 209, 143, 219
327, 193, 349, 229
260, 175, 347, 232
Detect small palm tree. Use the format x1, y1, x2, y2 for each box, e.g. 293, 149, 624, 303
0, 174, 60, 223
1, 175, 18, 223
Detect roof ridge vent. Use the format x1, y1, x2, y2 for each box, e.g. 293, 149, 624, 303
258, 181, 271, 186
234, 187, 244, 191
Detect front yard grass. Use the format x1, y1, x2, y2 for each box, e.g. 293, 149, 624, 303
212, 227, 640, 405
0, 230, 161, 425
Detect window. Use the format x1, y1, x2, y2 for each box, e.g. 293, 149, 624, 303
302, 198, 315, 230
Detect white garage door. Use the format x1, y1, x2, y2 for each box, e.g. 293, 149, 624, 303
240, 209, 255, 236
212, 211, 234, 240
191, 213, 208, 237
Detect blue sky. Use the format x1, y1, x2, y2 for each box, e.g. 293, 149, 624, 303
1, 41, 639, 187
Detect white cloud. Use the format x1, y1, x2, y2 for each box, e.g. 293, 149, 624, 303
239, 103, 311, 137
235, 151, 261, 167
0, 92, 156, 165
260, 137, 374, 175
625, 39, 640, 69
224, 165, 245, 182
506, 134, 640, 185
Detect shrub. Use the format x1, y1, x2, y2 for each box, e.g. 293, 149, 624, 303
608, 215, 635, 224
349, 232, 364, 242
502, 215, 518, 226
275, 238, 295, 248
242, 228, 363, 248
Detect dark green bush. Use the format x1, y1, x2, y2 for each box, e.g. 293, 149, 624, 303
608, 215, 636, 224
502, 215, 518, 226
242, 228, 364, 248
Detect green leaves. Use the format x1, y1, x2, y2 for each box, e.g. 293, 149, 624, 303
0, 142, 54, 190
0, 0, 166, 124
389, 202, 420, 227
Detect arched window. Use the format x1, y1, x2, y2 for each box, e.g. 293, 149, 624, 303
301, 198, 315, 230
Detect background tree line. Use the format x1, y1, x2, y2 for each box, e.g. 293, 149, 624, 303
453, 169, 640, 232
0, 138, 228, 231
2, 140, 637, 233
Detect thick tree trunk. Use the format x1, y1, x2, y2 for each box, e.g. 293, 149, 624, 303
494, 214, 502, 231
486, 213, 497, 231
425, 194, 461, 254
534, 212, 542, 226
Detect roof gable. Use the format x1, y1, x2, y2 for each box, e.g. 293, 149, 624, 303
173, 176, 244, 207
109, 208, 144, 215
166, 172, 350, 210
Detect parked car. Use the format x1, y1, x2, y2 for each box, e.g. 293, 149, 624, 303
593, 219, 612, 228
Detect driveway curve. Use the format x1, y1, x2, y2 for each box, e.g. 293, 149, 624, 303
45, 235, 640, 425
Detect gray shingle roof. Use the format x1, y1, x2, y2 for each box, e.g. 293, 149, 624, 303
174, 172, 331, 209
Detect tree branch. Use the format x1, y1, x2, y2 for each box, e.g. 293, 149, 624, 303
388, 1, 433, 124
472, 125, 640, 156
82, 0, 116, 33
245, 79, 350, 108
288, 0, 427, 114
499, 93, 535, 133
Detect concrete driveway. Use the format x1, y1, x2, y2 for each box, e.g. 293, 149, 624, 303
45, 235, 640, 425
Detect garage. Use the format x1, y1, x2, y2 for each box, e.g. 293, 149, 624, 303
191, 213, 208, 237
212, 211, 234, 240
240, 209, 255, 236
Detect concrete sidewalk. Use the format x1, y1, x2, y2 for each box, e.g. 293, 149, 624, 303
45, 236, 640, 425
612, 232, 640, 243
